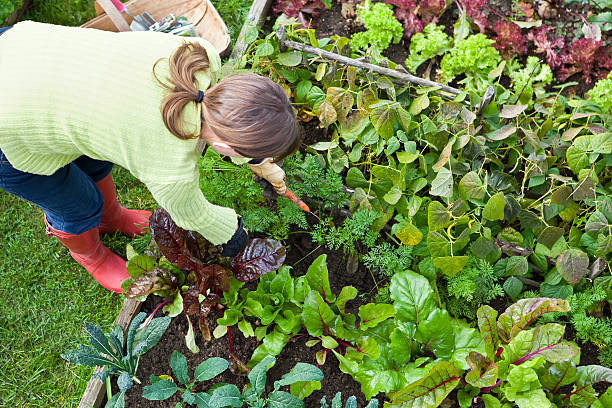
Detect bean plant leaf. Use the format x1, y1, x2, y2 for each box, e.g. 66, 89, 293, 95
390, 271, 436, 325
488, 125, 517, 140
482, 192, 506, 221
459, 171, 486, 200
428, 201, 450, 231
231, 238, 286, 282
477, 305, 499, 359
142, 379, 178, 400
499, 104, 528, 118
318, 100, 338, 128
395, 222, 423, 246
430, 168, 453, 198
537, 226, 565, 250
433, 256, 469, 278
465, 351, 498, 387
388, 362, 461, 407
556, 248, 589, 286
276, 51, 302, 66
497, 298, 569, 343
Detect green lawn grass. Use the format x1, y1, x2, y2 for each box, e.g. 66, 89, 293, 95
0, 168, 156, 407
3, 1, 250, 405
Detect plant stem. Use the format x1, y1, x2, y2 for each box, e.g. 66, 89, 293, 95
106, 376, 112, 401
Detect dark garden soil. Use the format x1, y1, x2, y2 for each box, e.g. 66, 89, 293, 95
110, 228, 379, 407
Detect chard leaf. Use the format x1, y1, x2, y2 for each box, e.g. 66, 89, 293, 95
358, 303, 395, 329
497, 298, 569, 343
388, 361, 461, 407
477, 305, 499, 359
514, 323, 579, 365
450, 325, 486, 370
305, 254, 335, 302
302, 291, 335, 337
290, 380, 321, 400
231, 238, 286, 282
274, 363, 324, 389
465, 351, 498, 388
335, 286, 358, 314
126, 255, 156, 278
539, 360, 577, 393
149, 209, 194, 264
390, 271, 436, 325
415, 309, 454, 360
573, 365, 612, 396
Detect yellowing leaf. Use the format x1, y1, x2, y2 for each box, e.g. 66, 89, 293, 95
395, 223, 423, 246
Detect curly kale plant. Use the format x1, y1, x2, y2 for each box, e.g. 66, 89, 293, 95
405, 23, 452, 73
351, 0, 403, 51
439, 33, 501, 90
588, 72, 612, 114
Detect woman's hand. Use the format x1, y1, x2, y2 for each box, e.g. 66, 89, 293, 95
220, 216, 248, 257
247, 158, 287, 197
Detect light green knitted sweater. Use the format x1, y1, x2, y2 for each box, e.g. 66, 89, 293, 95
0, 21, 237, 245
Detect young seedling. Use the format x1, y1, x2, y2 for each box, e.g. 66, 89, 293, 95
143, 354, 324, 408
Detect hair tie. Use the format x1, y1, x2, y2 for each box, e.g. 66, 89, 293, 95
195, 90, 204, 103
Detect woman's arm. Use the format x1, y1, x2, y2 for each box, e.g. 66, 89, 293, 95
145, 178, 238, 246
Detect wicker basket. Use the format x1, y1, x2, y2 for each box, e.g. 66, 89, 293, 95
81, 0, 231, 55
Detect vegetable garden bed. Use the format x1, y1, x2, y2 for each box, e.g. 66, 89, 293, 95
69, 0, 612, 407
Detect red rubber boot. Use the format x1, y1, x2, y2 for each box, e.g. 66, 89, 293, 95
96, 173, 151, 237
45, 219, 129, 294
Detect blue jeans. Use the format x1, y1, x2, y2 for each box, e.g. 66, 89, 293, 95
0, 26, 12, 35
0, 148, 114, 234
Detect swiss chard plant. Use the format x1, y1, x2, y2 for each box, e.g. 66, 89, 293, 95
453, 298, 612, 408
122, 208, 286, 351
144, 354, 324, 408
62, 312, 171, 406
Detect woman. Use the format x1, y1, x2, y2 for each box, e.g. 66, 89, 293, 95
0, 21, 300, 293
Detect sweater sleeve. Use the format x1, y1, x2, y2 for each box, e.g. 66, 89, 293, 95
145, 177, 238, 245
